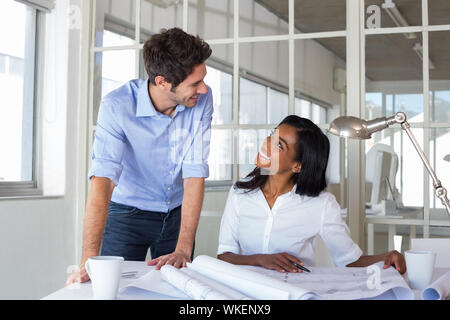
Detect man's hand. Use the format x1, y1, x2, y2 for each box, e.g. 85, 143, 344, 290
146, 250, 191, 270
256, 252, 305, 273
65, 264, 90, 286
146, 178, 204, 270
383, 250, 407, 274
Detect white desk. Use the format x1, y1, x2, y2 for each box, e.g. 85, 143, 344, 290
43, 261, 174, 300
42, 261, 450, 300
341, 206, 424, 255
365, 206, 423, 254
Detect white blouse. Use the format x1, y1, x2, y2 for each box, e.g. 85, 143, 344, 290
217, 185, 362, 267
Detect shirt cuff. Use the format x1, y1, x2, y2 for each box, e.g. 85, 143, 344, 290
182, 163, 209, 179
334, 244, 363, 267
217, 244, 240, 256
88, 158, 123, 186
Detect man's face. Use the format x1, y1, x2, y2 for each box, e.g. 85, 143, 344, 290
169, 63, 208, 108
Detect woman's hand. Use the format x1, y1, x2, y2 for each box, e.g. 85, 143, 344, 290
256, 252, 305, 273
383, 250, 407, 274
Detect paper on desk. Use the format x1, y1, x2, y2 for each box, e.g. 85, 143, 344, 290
422, 271, 450, 300
187, 255, 321, 300
240, 261, 413, 300
119, 268, 189, 299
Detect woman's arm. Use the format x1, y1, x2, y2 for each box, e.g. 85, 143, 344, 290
346, 250, 407, 274
218, 252, 305, 273
218, 252, 260, 265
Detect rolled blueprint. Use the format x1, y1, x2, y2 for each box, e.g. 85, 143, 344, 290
160, 264, 250, 300
422, 271, 450, 300
187, 255, 321, 300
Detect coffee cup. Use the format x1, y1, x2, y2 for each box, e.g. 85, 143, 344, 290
85, 256, 124, 300
405, 250, 436, 290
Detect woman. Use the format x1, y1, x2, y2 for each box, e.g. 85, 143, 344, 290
217, 115, 406, 274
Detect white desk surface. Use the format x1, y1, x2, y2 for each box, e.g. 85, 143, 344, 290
42, 261, 450, 300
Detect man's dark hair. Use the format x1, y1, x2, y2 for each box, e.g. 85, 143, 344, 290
143, 27, 212, 89
234, 115, 330, 197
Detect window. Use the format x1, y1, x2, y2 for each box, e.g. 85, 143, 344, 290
100, 31, 135, 98
295, 98, 311, 118
268, 88, 289, 124
295, 98, 328, 124
204, 65, 233, 182
363, 0, 450, 249
208, 65, 328, 182
206, 66, 233, 125
0, 0, 39, 196
365, 89, 450, 208
239, 78, 267, 124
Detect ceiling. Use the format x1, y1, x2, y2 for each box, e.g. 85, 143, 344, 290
255, 0, 450, 81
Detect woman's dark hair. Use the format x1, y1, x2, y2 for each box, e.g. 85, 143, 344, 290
143, 27, 212, 89
234, 115, 330, 197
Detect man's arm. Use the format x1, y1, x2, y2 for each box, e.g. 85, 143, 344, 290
147, 177, 205, 269
66, 176, 115, 285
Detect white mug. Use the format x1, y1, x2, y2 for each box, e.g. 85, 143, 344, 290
405, 250, 436, 290
85, 256, 124, 300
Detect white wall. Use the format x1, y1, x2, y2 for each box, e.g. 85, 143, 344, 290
0, 199, 75, 299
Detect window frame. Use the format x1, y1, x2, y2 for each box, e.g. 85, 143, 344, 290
0, 2, 42, 198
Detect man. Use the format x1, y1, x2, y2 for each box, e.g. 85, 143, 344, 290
67, 27, 213, 284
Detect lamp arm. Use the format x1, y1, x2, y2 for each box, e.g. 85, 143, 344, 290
390, 112, 450, 217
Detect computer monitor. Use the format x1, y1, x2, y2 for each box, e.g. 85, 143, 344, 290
371, 151, 392, 206
366, 144, 399, 207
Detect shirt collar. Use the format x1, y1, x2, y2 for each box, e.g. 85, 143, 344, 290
289, 184, 298, 196
136, 78, 186, 118
136, 78, 157, 117
256, 183, 298, 199
288, 184, 315, 203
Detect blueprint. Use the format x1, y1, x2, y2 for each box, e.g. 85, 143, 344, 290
120, 256, 414, 300
240, 261, 413, 300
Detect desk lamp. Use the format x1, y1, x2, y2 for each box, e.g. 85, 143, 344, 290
328, 112, 450, 217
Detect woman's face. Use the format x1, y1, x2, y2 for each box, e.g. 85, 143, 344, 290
255, 123, 301, 175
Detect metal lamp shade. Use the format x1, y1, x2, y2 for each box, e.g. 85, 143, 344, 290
328, 116, 372, 140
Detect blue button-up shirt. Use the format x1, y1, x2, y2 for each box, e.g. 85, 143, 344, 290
88, 78, 213, 212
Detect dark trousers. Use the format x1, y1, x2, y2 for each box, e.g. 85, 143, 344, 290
100, 201, 193, 261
